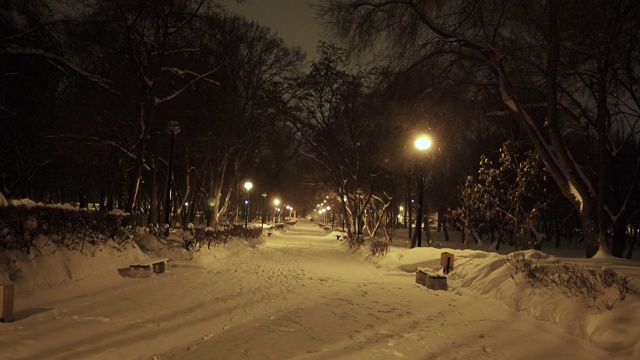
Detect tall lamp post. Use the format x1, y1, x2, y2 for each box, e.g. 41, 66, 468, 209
274, 199, 280, 224
244, 181, 252, 228
164, 120, 180, 235
261, 192, 267, 228
414, 134, 432, 247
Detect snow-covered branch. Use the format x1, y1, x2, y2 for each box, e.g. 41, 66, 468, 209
1, 47, 113, 90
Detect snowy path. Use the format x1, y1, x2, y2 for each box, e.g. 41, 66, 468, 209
1, 221, 620, 359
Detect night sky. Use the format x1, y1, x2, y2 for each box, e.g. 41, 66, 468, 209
229, 0, 325, 61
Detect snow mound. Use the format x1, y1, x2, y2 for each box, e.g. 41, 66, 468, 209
4, 240, 147, 295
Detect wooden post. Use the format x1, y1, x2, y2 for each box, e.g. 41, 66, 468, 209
441, 252, 455, 274
1, 283, 14, 322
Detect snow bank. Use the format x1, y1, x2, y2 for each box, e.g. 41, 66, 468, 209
4, 239, 146, 295
359, 243, 640, 357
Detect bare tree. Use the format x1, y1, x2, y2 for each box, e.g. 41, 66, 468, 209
291, 42, 397, 244
318, 0, 640, 258
171, 14, 305, 227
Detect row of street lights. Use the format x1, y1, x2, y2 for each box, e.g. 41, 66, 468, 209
316, 134, 432, 246
162, 120, 292, 231
242, 182, 294, 228
162, 119, 430, 244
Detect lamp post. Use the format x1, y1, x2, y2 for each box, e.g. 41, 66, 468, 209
164, 120, 180, 235
285, 205, 293, 221
414, 134, 432, 247
244, 181, 252, 228
342, 196, 347, 231
274, 199, 280, 224
261, 192, 266, 228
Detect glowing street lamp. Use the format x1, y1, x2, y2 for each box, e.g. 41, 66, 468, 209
244, 181, 252, 228
274, 199, 280, 224
414, 134, 432, 247
414, 135, 432, 151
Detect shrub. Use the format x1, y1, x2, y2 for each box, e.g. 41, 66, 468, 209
349, 235, 365, 249
370, 239, 390, 256
184, 225, 263, 250
500, 251, 637, 309
0, 205, 134, 255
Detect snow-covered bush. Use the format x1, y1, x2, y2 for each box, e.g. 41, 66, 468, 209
452, 141, 552, 250
501, 251, 636, 309
0, 204, 134, 255
369, 239, 389, 256
181, 225, 263, 251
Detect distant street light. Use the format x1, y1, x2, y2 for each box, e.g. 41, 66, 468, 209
414, 134, 432, 247
164, 120, 180, 235
274, 199, 280, 224
285, 205, 294, 221
244, 181, 253, 228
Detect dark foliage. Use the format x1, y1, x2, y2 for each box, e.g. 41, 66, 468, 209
501, 251, 636, 309
182, 225, 263, 251
0, 206, 134, 254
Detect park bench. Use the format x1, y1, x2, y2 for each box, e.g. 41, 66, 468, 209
415, 268, 448, 290
130, 258, 170, 275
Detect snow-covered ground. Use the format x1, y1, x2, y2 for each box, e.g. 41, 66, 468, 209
1, 219, 639, 359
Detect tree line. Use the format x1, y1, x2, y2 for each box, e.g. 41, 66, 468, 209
2, 0, 640, 259
313, 0, 640, 258
1, 0, 305, 229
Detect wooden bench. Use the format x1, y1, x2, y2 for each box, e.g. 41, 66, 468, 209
130, 258, 170, 275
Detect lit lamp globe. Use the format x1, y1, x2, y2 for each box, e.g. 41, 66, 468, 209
274, 199, 280, 223
414, 135, 432, 151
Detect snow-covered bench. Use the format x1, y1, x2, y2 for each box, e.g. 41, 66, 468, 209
130, 258, 170, 275
416, 268, 448, 290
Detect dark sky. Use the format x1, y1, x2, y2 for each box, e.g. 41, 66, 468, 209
228, 0, 325, 61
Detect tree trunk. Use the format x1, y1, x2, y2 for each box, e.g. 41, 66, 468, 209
407, 184, 412, 240
442, 213, 450, 241
626, 225, 637, 259
578, 202, 602, 258
414, 179, 424, 248
612, 218, 628, 258
149, 155, 158, 226
125, 97, 156, 213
